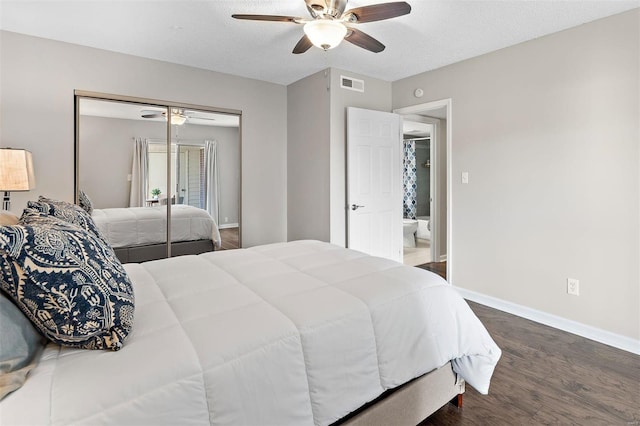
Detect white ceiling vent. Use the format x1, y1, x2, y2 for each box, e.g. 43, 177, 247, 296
340, 75, 364, 93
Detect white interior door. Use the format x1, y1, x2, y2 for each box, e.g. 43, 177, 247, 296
347, 107, 402, 262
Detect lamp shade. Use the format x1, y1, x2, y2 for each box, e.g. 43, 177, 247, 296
0, 148, 36, 191
304, 20, 347, 50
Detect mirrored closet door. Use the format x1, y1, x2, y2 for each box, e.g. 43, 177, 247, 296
75, 91, 241, 262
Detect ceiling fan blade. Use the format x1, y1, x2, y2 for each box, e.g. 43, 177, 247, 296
141, 110, 164, 119
343, 1, 411, 23
184, 111, 216, 120
292, 34, 313, 54
344, 28, 385, 53
231, 14, 301, 23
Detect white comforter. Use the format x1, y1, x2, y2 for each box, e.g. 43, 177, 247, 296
92, 204, 221, 248
0, 240, 500, 426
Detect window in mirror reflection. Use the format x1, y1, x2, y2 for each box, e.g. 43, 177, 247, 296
145, 142, 209, 210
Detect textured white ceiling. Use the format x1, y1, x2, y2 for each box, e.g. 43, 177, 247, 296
1, 0, 637, 85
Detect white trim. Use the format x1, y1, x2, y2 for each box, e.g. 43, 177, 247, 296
456, 287, 640, 355
219, 223, 239, 229
430, 123, 436, 263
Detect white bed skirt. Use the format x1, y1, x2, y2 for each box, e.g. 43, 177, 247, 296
92, 204, 221, 248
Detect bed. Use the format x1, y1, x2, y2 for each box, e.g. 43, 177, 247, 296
91, 204, 221, 262
0, 238, 501, 425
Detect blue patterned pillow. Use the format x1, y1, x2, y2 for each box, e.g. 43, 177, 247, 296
26, 196, 106, 245
78, 190, 93, 215
0, 214, 134, 351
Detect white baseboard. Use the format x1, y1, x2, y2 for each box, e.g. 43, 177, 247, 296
455, 287, 640, 355
219, 223, 239, 229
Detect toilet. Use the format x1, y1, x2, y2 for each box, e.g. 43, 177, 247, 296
402, 219, 418, 248
416, 216, 431, 241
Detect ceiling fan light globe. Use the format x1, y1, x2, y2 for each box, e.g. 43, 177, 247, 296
171, 114, 187, 125
303, 20, 347, 50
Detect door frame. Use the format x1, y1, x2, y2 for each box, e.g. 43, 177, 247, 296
393, 99, 453, 283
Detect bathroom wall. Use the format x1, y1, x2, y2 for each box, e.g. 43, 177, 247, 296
415, 140, 431, 218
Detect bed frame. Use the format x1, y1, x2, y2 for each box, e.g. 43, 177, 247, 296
336, 362, 465, 425
112, 239, 214, 263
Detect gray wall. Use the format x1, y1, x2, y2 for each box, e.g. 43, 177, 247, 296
79, 116, 142, 209
287, 70, 330, 242
393, 9, 639, 340
0, 31, 286, 247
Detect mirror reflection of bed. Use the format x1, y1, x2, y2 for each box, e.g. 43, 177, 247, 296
76, 94, 241, 262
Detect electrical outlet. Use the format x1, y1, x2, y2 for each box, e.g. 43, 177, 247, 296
567, 278, 579, 296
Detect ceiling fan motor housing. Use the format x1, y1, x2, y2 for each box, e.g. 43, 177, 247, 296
305, 0, 348, 19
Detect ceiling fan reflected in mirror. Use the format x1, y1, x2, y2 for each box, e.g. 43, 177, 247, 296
140, 108, 216, 126
232, 0, 411, 54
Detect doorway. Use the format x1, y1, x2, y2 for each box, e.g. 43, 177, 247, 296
401, 125, 434, 267
394, 99, 452, 281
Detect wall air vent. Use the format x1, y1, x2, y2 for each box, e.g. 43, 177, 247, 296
340, 75, 364, 92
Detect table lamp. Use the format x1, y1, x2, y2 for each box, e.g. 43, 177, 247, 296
0, 148, 36, 211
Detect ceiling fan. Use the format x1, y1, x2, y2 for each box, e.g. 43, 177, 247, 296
232, 0, 411, 54
140, 108, 216, 126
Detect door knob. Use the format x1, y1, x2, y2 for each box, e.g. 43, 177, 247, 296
351, 204, 365, 211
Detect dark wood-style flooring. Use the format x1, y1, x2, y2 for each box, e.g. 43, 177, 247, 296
417, 261, 640, 425
218, 227, 239, 250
